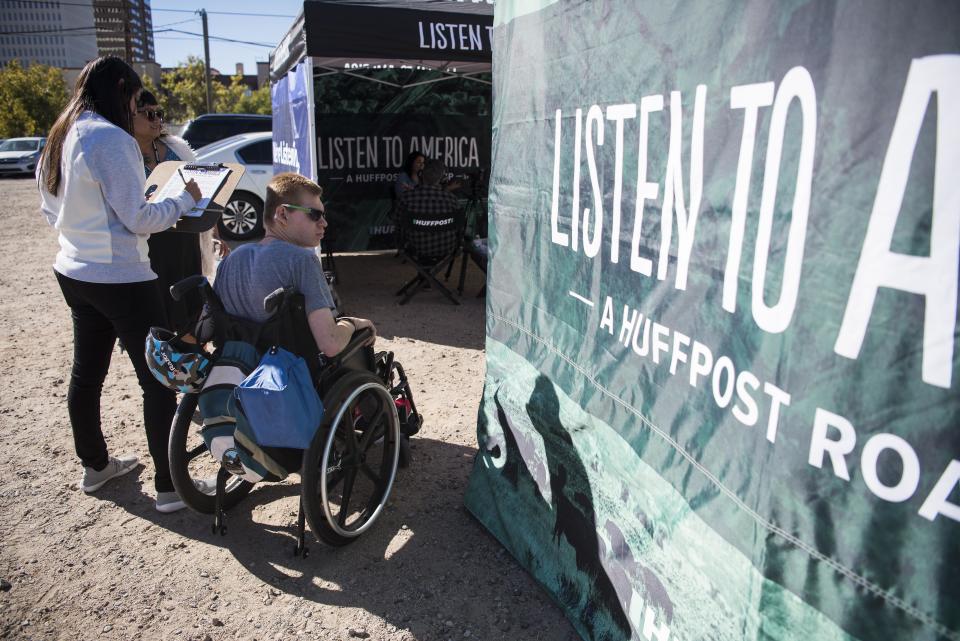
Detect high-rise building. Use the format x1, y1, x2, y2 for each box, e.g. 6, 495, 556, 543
93, 0, 155, 63
0, 0, 155, 70
0, 0, 98, 68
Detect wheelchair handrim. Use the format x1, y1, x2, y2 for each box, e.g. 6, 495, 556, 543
319, 381, 400, 538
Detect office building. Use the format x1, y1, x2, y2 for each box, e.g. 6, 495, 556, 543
93, 0, 155, 63
0, 0, 97, 68
0, 0, 155, 69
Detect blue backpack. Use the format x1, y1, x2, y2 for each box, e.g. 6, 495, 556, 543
198, 341, 317, 483
234, 346, 324, 450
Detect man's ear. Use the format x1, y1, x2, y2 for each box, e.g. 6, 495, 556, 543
273, 205, 286, 225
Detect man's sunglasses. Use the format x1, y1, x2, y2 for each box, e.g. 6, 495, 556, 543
137, 108, 164, 121
283, 203, 326, 222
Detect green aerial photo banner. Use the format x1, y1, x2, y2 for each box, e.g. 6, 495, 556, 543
463, 2, 960, 641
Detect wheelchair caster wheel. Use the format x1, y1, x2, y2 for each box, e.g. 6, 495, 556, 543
293, 543, 309, 558
219, 525, 228, 536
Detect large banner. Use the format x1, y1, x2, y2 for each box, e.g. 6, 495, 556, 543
464, 2, 960, 641
312, 69, 491, 251
317, 114, 488, 197
318, 113, 489, 249
271, 59, 315, 181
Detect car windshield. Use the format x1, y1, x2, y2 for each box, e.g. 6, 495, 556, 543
0, 140, 39, 152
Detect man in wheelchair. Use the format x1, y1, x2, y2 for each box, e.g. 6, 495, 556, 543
214, 172, 375, 357
157, 173, 420, 553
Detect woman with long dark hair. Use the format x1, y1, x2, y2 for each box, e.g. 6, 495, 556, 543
394, 151, 425, 197
38, 56, 201, 513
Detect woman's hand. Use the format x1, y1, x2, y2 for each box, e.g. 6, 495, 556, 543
184, 179, 201, 203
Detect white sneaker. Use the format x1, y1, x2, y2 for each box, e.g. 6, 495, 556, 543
156, 478, 216, 513
81, 454, 139, 493
155, 491, 187, 513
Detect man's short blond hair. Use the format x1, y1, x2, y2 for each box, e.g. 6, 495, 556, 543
264, 173, 323, 225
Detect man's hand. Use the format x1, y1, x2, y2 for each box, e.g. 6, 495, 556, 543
213, 237, 230, 259
345, 317, 377, 346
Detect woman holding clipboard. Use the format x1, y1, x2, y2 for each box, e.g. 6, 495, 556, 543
37, 57, 201, 513
134, 89, 227, 334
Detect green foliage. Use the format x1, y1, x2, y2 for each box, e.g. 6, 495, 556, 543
158, 57, 271, 121
213, 75, 272, 115
160, 56, 209, 122
140, 73, 160, 100
0, 60, 69, 137
235, 85, 272, 115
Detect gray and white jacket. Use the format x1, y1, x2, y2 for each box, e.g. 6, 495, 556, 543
38, 111, 196, 284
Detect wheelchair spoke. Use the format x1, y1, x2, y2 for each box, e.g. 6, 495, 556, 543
186, 443, 207, 462
341, 420, 361, 456
360, 462, 382, 486
338, 467, 358, 526
359, 403, 387, 451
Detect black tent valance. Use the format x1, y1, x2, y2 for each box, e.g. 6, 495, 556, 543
270, 0, 494, 81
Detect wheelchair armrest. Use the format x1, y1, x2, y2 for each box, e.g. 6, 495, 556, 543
324, 327, 374, 369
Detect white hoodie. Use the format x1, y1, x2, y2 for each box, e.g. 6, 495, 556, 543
38, 111, 196, 284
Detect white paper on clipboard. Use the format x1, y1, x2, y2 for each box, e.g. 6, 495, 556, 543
153, 164, 230, 217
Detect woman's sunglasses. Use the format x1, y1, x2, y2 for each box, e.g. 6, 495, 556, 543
137, 108, 164, 122
283, 203, 326, 222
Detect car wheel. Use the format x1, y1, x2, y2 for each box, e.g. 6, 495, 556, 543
218, 191, 263, 240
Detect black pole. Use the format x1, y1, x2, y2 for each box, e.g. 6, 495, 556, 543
200, 9, 213, 114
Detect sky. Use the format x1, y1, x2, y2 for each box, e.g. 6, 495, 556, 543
151, 0, 304, 75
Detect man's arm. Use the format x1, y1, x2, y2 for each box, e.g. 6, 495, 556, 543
307, 308, 376, 357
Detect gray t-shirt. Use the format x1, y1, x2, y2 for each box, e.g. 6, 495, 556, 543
214, 240, 335, 323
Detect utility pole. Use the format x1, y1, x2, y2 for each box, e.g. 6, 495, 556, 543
199, 8, 213, 114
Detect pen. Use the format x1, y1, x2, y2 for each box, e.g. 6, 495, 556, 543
177, 167, 187, 185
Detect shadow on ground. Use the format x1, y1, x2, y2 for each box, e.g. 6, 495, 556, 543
100, 436, 570, 640
331, 252, 487, 351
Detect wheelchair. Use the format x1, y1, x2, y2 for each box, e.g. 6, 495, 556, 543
165, 275, 421, 553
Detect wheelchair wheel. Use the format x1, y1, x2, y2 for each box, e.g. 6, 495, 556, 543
302, 371, 401, 547
169, 393, 253, 514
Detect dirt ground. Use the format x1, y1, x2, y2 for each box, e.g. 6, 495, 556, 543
0, 176, 577, 641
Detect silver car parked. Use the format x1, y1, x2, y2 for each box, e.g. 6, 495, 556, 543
0, 137, 46, 176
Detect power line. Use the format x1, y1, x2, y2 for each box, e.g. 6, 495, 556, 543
153, 8, 295, 18
1, 1, 295, 17
0, 25, 104, 35
165, 28, 274, 48
0, 26, 273, 48
153, 17, 199, 29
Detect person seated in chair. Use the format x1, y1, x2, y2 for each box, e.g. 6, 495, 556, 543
214, 173, 375, 356
396, 159, 461, 262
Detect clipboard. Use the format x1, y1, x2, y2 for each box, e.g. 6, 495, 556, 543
145, 161, 247, 233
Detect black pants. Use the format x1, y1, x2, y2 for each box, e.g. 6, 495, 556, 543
148, 230, 202, 334
55, 271, 176, 493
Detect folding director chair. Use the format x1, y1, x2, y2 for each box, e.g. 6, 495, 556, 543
395, 205, 466, 305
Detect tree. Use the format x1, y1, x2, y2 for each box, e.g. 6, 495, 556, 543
215, 75, 271, 115
237, 85, 271, 115
161, 56, 208, 122
160, 58, 271, 121
0, 60, 69, 137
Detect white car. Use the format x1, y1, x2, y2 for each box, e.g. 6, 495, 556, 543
0, 137, 46, 176
194, 131, 272, 240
